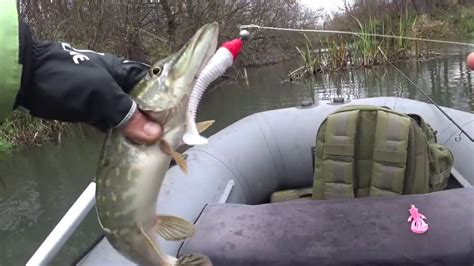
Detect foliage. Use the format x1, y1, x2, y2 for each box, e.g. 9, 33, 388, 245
21, 0, 322, 66
291, 0, 474, 79
293, 34, 319, 77
438, 5, 474, 36
0, 112, 80, 152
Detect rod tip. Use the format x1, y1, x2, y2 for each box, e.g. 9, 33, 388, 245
239, 30, 250, 41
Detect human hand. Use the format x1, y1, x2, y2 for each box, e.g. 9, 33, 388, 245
10, 20, 164, 144
19, 41, 163, 141
121, 110, 163, 144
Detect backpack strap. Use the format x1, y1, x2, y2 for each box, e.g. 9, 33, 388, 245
405, 113, 450, 192
369, 110, 411, 196
313, 109, 359, 199
406, 113, 437, 143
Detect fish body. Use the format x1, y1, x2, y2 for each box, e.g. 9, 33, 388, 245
95, 23, 219, 265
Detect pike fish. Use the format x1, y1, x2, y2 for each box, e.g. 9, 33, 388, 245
95, 23, 219, 265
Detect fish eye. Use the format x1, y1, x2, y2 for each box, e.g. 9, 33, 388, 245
150, 67, 162, 76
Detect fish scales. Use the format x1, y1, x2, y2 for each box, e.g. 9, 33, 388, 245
95, 23, 218, 266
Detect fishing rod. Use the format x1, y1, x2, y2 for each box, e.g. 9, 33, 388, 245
239, 24, 474, 48
239, 24, 474, 142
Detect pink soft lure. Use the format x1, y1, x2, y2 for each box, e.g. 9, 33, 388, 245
408, 204, 429, 234
183, 37, 244, 145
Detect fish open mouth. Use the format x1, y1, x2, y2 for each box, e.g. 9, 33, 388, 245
169, 22, 219, 110
177, 22, 219, 91
131, 22, 219, 118
194, 24, 219, 81
163, 22, 219, 105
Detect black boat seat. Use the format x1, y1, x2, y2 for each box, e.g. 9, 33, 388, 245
180, 188, 474, 266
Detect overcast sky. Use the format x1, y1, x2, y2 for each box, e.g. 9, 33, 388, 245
299, 0, 347, 15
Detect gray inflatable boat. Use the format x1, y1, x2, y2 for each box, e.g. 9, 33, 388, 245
58, 97, 474, 265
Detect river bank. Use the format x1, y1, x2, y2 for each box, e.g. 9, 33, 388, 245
289, 4, 474, 79
0, 113, 95, 157
2, 1, 323, 154
2, 3, 473, 153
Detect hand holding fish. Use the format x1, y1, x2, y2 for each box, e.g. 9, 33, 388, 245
96, 23, 220, 266
121, 110, 163, 144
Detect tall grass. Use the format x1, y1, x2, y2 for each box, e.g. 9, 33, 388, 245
353, 16, 383, 66
326, 39, 350, 71
289, 34, 352, 79
290, 13, 430, 79
293, 34, 319, 76
383, 11, 418, 59
442, 5, 474, 36
0, 112, 79, 154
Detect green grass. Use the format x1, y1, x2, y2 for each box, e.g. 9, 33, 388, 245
290, 34, 352, 79
326, 39, 350, 71
289, 34, 318, 79
353, 16, 382, 66
0, 138, 13, 155
290, 11, 442, 79
444, 5, 474, 36
0, 112, 77, 154
295, 34, 319, 74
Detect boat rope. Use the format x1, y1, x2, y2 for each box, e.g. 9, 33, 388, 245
239, 24, 474, 142
239, 24, 474, 48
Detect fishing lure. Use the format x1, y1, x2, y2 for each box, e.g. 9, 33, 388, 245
408, 204, 429, 234
183, 30, 248, 145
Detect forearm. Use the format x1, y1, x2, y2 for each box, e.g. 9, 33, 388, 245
0, 0, 149, 130
18, 41, 147, 130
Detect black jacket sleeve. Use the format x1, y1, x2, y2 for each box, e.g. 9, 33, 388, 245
15, 22, 148, 131
14, 20, 33, 110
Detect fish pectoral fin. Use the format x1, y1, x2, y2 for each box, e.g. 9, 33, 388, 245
196, 120, 215, 134
155, 215, 195, 241
160, 140, 188, 174
177, 253, 213, 266
172, 152, 188, 174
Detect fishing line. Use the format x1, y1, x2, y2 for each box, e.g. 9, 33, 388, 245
387, 61, 473, 142
239, 24, 474, 142
239, 24, 474, 48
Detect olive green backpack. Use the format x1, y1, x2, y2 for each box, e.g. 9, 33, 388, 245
312, 105, 453, 200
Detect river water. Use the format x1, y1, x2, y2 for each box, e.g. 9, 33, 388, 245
0, 52, 472, 265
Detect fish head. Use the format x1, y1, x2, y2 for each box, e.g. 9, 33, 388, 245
131, 22, 219, 124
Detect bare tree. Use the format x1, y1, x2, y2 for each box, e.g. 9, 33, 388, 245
21, 0, 322, 65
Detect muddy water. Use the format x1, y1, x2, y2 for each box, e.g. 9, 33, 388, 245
0, 52, 472, 265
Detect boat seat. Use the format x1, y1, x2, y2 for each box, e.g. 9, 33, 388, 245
180, 188, 474, 266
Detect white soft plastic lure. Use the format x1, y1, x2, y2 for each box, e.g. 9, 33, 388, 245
183, 31, 248, 145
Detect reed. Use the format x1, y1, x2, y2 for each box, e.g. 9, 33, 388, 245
290, 13, 430, 79
0, 112, 78, 153
353, 16, 380, 66
295, 34, 318, 75
326, 39, 351, 71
